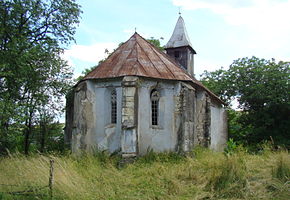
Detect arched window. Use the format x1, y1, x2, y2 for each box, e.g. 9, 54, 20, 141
111, 89, 117, 124
151, 89, 160, 126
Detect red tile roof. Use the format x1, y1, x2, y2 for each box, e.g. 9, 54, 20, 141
83, 33, 193, 81
82, 33, 224, 104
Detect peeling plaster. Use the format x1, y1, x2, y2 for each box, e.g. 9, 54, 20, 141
66, 77, 228, 157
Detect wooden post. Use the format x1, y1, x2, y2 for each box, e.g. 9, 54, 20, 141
49, 159, 54, 199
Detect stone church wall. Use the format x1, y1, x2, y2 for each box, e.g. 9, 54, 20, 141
194, 90, 227, 151
137, 79, 179, 155
71, 79, 123, 153
210, 100, 228, 151
71, 80, 95, 153
64, 90, 74, 145
94, 80, 122, 153
121, 76, 138, 157
195, 90, 211, 147
68, 77, 227, 155
178, 83, 196, 153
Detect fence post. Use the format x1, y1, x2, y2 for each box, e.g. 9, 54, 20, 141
49, 159, 54, 199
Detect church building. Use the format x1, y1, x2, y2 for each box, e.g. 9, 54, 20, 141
65, 16, 228, 157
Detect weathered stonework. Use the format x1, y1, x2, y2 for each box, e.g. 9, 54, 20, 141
66, 77, 228, 156
121, 76, 139, 157
204, 95, 211, 147
64, 90, 74, 145
177, 83, 195, 153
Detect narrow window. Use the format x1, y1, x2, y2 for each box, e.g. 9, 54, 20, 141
151, 89, 160, 126
174, 51, 180, 59
111, 89, 117, 124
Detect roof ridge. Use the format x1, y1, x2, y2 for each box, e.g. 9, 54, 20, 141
135, 33, 189, 79
115, 41, 137, 75
135, 36, 163, 77
147, 37, 191, 77
150, 45, 177, 79
83, 36, 135, 80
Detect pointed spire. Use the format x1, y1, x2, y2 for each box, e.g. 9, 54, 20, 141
165, 16, 192, 49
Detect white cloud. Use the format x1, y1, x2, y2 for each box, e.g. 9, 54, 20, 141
176, 2, 289, 30
173, 0, 290, 29
64, 42, 117, 63
62, 42, 117, 77
173, 0, 290, 67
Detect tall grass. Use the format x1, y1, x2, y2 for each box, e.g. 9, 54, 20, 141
272, 151, 290, 182
207, 154, 247, 198
0, 149, 289, 200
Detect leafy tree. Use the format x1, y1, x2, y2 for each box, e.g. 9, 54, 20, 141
74, 65, 97, 82
201, 57, 290, 148
0, 0, 82, 154
33, 121, 66, 153
147, 37, 164, 51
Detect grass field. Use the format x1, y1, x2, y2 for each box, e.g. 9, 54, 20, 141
0, 147, 289, 200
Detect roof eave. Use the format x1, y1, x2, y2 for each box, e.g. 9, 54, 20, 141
165, 45, 196, 54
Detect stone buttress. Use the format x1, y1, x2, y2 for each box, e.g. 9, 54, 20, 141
121, 76, 139, 157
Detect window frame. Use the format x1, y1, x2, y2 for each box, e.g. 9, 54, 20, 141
111, 88, 117, 124
150, 89, 160, 126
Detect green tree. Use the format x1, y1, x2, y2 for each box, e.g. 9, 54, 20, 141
147, 37, 164, 51
201, 57, 290, 148
0, 0, 82, 154
74, 65, 97, 82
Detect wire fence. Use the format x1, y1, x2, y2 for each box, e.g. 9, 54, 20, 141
0, 159, 54, 199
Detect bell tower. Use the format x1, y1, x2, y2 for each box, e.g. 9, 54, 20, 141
165, 16, 196, 77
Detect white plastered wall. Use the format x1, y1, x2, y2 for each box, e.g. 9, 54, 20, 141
137, 79, 182, 155
72, 79, 122, 153
210, 100, 228, 151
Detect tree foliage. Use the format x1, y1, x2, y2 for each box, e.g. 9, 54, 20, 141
0, 0, 82, 154
201, 57, 290, 147
147, 37, 164, 51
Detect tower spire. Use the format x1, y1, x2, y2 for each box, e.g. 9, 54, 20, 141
165, 16, 196, 77
165, 16, 194, 50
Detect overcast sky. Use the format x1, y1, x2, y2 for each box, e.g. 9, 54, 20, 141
63, 0, 290, 79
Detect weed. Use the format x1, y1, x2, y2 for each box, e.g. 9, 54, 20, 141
0, 151, 289, 199
224, 138, 238, 155
272, 151, 290, 182
137, 150, 184, 164
207, 154, 247, 198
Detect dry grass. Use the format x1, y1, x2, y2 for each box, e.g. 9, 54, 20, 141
0, 149, 289, 200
